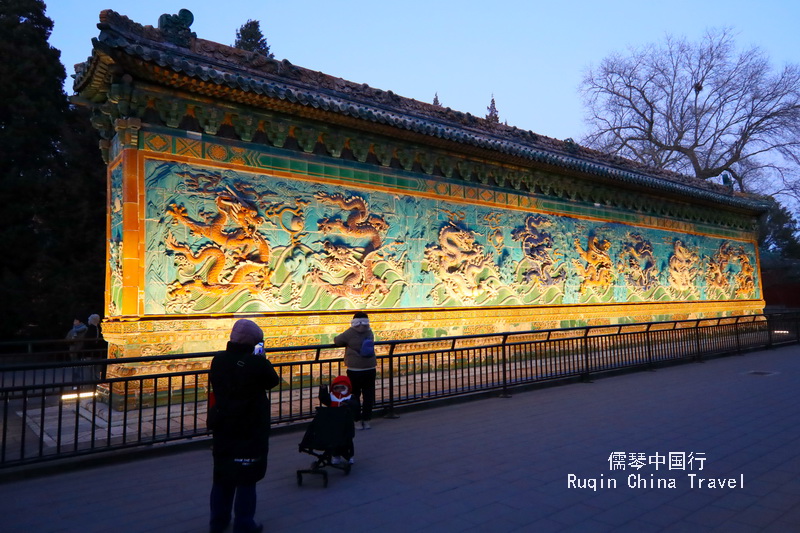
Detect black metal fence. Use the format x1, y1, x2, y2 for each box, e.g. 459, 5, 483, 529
1, 313, 798, 468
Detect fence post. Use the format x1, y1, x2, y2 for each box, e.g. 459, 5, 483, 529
500, 333, 511, 398
581, 329, 592, 382
645, 324, 653, 369
384, 343, 399, 419
734, 318, 742, 355
796, 313, 800, 344
693, 322, 703, 363
767, 314, 774, 349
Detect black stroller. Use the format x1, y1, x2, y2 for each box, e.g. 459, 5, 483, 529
296, 406, 356, 487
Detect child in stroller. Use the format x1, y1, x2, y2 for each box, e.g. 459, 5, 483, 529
296, 376, 360, 487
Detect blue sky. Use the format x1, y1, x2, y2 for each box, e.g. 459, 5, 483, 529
48, 1, 800, 144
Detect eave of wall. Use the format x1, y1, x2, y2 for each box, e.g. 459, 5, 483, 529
72, 10, 771, 220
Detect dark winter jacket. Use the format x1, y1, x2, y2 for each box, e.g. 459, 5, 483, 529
66, 323, 88, 352
86, 324, 101, 341
209, 341, 280, 483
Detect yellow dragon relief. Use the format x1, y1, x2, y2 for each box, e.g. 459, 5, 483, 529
164, 192, 272, 306
573, 235, 614, 295
733, 247, 756, 299
424, 222, 501, 304
315, 192, 387, 251
309, 192, 392, 303
668, 240, 700, 296
705, 242, 734, 297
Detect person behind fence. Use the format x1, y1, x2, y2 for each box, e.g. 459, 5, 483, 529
85, 313, 107, 379
86, 314, 102, 341
318, 375, 360, 464
65, 317, 87, 353
334, 311, 376, 430
65, 316, 88, 385
208, 319, 280, 533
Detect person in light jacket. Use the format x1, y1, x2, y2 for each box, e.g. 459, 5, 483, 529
334, 311, 376, 430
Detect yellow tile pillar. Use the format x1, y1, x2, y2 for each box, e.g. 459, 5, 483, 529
117, 119, 143, 319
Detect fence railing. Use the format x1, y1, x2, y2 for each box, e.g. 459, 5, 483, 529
1, 313, 798, 468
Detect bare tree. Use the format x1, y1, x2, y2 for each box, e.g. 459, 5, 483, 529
580, 28, 800, 204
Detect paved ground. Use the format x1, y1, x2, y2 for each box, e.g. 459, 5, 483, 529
1, 344, 799, 532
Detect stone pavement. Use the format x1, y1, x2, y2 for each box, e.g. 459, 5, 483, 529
1, 344, 799, 533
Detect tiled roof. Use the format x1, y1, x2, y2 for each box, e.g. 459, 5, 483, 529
74, 9, 770, 213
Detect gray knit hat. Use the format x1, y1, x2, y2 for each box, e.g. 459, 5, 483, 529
230, 319, 263, 346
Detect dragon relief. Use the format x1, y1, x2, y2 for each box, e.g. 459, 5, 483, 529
108, 239, 123, 316
705, 242, 734, 297
309, 192, 392, 303
618, 233, 659, 295
733, 248, 756, 299
315, 192, 387, 252
309, 242, 392, 304
667, 240, 700, 297
164, 188, 272, 306
483, 212, 506, 254
704, 242, 757, 299
573, 235, 614, 296
424, 221, 502, 304
511, 215, 564, 289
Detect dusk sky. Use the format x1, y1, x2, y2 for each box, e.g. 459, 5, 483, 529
48, 1, 800, 144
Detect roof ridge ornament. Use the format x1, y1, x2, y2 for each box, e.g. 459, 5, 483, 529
158, 9, 195, 47
563, 138, 579, 154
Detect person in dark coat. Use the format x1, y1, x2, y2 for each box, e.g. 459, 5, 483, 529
209, 319, 280, 533
65, 317, 88, 354
85, 314, 107, 379
65, 317, 88, 385
86, 314, 102, 341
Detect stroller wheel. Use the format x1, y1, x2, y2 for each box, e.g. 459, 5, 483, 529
296, 472, 303, 486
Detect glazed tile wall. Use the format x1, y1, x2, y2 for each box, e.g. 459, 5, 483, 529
135, 133, 759, 314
